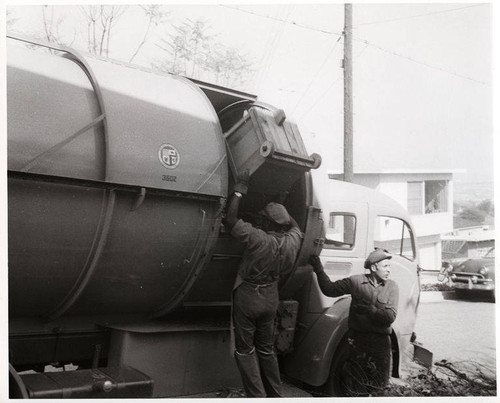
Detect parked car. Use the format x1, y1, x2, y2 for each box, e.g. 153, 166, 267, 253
439, 246, 495, 300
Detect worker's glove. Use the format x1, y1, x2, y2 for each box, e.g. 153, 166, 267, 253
309, 255, 324, 274
234, 170, 250, 195
353, 303, 376, 315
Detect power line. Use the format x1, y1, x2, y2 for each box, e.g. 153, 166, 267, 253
256, 5, 294, 90
221, 3, 490, 104
298, 43, 369, 119
351, 35, 490, 86
353, 4, 486, 28
291, 34, 343, 114
251, 7, 284, 89
220, 5, 342, 36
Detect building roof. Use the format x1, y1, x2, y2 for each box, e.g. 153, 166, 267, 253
317, 178, 411, 220
328, 149, 466, 177
328, 168, 466, 176
442, 239, 467, 254
442, 229, 495, 243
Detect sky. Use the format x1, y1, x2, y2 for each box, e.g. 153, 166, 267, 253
3, 1, 494, 190
0, 1, 498, 400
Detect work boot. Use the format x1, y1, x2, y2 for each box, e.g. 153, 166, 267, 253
257, 350, 283, 397
234, 350, 266, 397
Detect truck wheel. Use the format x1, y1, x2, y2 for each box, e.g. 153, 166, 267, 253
324, 337, 352, 397
9, 363, 29, 398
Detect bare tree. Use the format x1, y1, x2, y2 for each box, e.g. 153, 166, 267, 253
40, 5, 79, 49
184, 19, 214, 77
206, 44, 254, 87
155, 19, 215, 76
128, 5, 169, 63
10, 6, 254, 88
6, 8, 18, 30
41, 5, 63, 44
79, 5, 127, 57
154, 18, 254, 88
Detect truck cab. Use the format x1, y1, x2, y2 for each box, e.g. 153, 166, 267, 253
281, 179, 421, 395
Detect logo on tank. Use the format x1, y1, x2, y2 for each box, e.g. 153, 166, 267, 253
158, 144, 180, 169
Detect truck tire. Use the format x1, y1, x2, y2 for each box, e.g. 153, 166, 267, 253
323, 336, 352, 397
9, 363, 29, 398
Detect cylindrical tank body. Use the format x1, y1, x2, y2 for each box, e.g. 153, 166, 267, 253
7, 38, 316, 327
7, 39, 228, 319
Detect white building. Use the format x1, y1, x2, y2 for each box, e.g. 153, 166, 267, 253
328, 169, 464, 270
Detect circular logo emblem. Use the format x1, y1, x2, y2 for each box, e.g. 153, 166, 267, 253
158, 144, 180, 169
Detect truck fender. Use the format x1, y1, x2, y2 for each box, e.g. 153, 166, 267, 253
389, 325, 404, 378
284, 299, 404, 387
282, 296, 350, 386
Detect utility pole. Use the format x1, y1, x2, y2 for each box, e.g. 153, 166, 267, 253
343, 3, 353, 183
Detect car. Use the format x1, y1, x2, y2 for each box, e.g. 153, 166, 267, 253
438, 246, 495, 300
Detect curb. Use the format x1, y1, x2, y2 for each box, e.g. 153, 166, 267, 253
419, 291, 455, 303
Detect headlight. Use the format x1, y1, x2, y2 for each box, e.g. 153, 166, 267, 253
479, 267, 488, 276
442, 262, 453, 273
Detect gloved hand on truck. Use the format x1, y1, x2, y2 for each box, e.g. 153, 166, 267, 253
309, 255, 324, 274
233, 170, 250, 195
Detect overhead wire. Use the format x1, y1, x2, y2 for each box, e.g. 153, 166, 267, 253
256, 5, 295, 90
353, 3, 486, 28
220, 4, 342, 36
221, 4, 490, 108
291, 34, 343, 114
251, 8, 282, 89
351, 35, 490, 86
298, 42, 370, 119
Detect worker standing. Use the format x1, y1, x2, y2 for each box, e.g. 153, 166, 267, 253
224, 172, 302, 397
309, 249, 399, 395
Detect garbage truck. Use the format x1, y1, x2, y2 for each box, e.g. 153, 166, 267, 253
7, 34, 425, 398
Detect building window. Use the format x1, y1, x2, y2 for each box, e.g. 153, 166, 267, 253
407, 180, 449, 215
374, 216, 416, 261
324, 213, 356, 250
407, 181, 423, 214
425, 180, 448, 213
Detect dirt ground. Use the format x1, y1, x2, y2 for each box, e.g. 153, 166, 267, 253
177, 381, 313, 398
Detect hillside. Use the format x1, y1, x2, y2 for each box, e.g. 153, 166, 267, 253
454, 181, 494, 204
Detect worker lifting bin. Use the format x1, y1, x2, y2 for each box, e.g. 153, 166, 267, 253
224, 104, 321, 195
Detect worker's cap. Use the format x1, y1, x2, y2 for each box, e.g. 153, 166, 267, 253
259, 202, 291, 226
364, 248, 392, 269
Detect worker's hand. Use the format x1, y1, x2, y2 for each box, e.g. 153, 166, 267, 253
309, 255, 323, 273
234, 170, 250, 195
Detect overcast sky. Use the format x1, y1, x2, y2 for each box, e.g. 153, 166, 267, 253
3, 1, 495, 189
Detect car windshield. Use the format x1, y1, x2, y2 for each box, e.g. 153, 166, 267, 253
484, 247, 495, 259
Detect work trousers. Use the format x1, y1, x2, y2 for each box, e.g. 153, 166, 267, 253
345, 330, 391, 396
233, 281, 282, 397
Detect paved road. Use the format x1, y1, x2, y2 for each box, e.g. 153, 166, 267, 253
415, 294, 496, 373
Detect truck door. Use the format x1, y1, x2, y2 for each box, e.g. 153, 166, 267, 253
309, 201, 369, 312
373, 216, 420, 336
